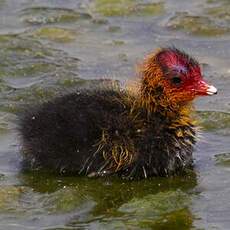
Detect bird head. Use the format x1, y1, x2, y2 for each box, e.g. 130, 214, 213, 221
140, 47, 217, 111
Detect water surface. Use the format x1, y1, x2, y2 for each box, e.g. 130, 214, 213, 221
0, 0, 230, 229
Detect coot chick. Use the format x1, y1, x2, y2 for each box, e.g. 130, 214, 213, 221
19, 47, 217, 179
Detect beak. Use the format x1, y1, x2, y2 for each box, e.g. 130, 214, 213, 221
206, 85, 218, 95
195, 80, 217, 96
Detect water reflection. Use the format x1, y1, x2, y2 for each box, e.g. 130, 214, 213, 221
16, 171, 197, 229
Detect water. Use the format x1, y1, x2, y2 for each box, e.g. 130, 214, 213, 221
0, 0, 230, 229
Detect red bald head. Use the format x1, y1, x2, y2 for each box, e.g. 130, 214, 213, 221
140, 47, 217, 112
156, 47, 217, 98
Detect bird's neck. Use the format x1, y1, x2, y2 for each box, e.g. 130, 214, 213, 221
138, 60, 193, 124
138, 88, 193, 123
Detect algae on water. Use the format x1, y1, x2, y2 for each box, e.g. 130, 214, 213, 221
117, 190, 192, 229
197, 111, 230, 131
215, 153, 230, 167
21, 7, 91, 25
93, 0, 164, 17
0, 186, 24, 212
33, 27, 76, 43
167, 12, 229, 36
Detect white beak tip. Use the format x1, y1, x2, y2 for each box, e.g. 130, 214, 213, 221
207, 85, 217, 95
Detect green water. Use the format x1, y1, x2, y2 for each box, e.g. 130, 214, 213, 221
0, 0, 230, 229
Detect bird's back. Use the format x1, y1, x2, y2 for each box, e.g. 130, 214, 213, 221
19, 89, 132, 174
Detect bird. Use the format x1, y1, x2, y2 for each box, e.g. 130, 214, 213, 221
18, 47, 217, 179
